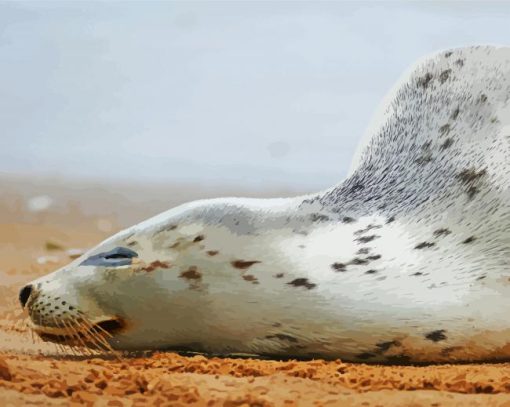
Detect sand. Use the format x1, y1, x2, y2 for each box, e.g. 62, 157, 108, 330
1, 176, 510, 406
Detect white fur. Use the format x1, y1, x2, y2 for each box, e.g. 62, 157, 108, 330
24, 46, 510, 363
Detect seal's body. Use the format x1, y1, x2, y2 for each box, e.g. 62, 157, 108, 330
22, 46, 510, 363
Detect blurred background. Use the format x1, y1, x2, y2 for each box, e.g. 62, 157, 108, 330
1, 0, 510, 230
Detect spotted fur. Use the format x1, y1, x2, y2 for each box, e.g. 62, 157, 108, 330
22, 46, 510, 363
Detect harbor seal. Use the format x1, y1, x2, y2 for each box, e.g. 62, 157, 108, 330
20, 45, 510, 363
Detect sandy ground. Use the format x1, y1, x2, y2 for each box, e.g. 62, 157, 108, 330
1, 176, 510, 406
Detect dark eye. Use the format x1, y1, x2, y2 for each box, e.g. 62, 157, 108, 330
80, 247, 138, 267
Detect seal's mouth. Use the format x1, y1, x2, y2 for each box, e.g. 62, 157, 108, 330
33, 318, 125, 345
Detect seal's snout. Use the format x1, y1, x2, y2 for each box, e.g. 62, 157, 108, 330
19, 284, 33, 308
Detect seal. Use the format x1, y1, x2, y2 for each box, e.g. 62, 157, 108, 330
19, 45, 510, 363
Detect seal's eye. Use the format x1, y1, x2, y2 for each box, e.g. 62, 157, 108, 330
103, 247, 138, 260
80, 247, 138, 267
104, 253, 128, 259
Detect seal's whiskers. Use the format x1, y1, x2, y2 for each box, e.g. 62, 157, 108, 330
78, 317, 117, 354
62, 319, 94, 356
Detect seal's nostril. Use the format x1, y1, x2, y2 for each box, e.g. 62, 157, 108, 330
19, 284, 33, 308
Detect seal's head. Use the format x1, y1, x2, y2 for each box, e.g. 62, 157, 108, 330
20, 201, 199, 350
19, 197, 303, 353
20, 242, 145, 350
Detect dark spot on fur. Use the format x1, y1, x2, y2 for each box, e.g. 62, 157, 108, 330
425, 329, 447, 342
363, 194, 382, 203
417, 72, 433, 88
331, 262, 347, 272
466, 186, 480, 199
287, 278, 316, 290
193, 235, 205, 242
266, 334, 298, 343
462, 236, 477, 244
476, 275, 486, 281
357, 248, 370, 255
439, 123, 451, 136
342, 216, 355, 223
206, 250, 219, 256
455, 58, 464, 67
356, 352, 376, 360
365, 269, 377, 274
356, 235, 379, 244
444, 51, 453, 58
376, 341, 401, 352
433, 228, 451, 237
350, 258, 369, 265
231, 260, 261, 269
242, 274, 259, 284
415, 242, 435, 249
451, 107, 460, 120
386, 216, 395, 223
355, 224, 382, 235
440, 138, 454, 150
386, 355, 412, 364
310, 213, 330, 222
479, 94, 488, 103
415, 154, 433, 165
274, 273, 284, 278
127, 241, 138, 247
179, 266, 202, 280
457, 169, 486, 198
350, 183, 365, 193
457, 168, 486, 184
366, 254, 381, 261
439, 69, 451, 84
142, 260, 171, 273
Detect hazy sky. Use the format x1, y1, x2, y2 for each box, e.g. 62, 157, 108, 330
1, 1, 510, 189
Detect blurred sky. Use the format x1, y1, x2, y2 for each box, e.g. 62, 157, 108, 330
1, 1, 510, 190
